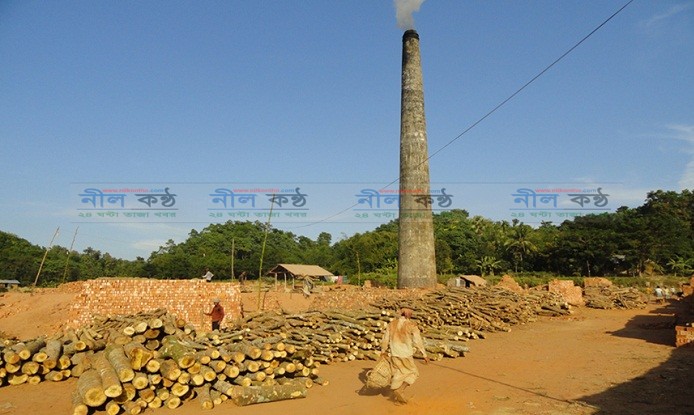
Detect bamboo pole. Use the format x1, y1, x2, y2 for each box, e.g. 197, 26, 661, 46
257, 196, 274, 309
62, 226, 79, 284
33, 226, 59, 287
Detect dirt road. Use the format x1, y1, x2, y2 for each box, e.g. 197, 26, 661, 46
0, 290, 692, 415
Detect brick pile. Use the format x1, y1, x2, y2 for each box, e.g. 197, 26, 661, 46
676, 324, 694, 347
67, 278, 241, 331
496, 275, 524, 293
583, 277, 612, 288
548, 279, 585, 306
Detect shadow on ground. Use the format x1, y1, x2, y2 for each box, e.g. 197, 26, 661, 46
581, 297, 694, 414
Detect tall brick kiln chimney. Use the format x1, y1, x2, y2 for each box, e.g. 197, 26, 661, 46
397, 29, 437, 288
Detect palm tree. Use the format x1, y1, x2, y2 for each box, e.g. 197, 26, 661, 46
504, 223, 537, 273
476, 256, 501, 276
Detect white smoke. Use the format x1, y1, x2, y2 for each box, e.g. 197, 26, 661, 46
394, 0, 426, 30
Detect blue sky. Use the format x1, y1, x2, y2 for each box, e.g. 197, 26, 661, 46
1, 1, 692, 260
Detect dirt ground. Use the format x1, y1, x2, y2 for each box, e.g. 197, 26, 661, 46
0, 288, 692, 415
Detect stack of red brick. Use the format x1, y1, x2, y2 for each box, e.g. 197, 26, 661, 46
67, 278, 241, 331
676, 324, 694, 347
548, 279, 585, 306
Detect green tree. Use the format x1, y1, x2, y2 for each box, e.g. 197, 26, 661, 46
503, 221, 537, 273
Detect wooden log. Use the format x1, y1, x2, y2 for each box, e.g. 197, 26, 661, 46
3, 350, 21, 365
187, 361, 202, 374
121, 400, 142, 415
147, 397, 163, 409
170, 382, 190, 397
199, 365, 217, 382
190, 372, 205, 386
58, 355, 72, 370
138, 388, 156, 403
223, 364, 240, 378
148, 317, 163, 329
232, 376, 252, 387
245, 360, 261, 373
132, 334, 147, 344
8, 373, 28, 385
113, 382, 137, 404
45, 370, 65, 382
105, 345, 135, 382
131, 372, 149, 390
209, 359, 226, 373
229, 382, 308, 406
177, 372, 191, 385
196, 384, 214, 410
93, 352, 123, 398
19, 338, 46, 360
144, 339, 160, 351
160, 336, 196, 369
21, 361, 40, 375
156, 388, 170, 401
312, 376, 329, 386
145, 358, 161, 373
210, 389, 223, 406
226, 342, 262, 360
143, 328, 160, 339
32, 349, 48, 363
4, 362, 21, 374
76, 369, 107, 407
148, 373, 162, 386
133, 321, 149, 334
279, 376, 314, 389
43, 339, 63, 369
123, 343, 153, 371
71, 391, 88, 415
105, 400, 121, 415
212, 379, 235, 396
164, 396, 181, 409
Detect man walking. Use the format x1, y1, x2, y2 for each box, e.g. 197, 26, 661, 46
380, 307, 429, 403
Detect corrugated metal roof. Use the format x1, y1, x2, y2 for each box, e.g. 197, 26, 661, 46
0, 280, 21, 285
269, 264, 334, 277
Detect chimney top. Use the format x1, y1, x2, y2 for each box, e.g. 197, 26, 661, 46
403, 29, 419, 41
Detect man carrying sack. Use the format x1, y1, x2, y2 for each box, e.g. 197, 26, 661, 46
380, 307, 429, 403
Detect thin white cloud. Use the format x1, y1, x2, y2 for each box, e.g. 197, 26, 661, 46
668, 124, 694, 190
644, 3, 693, 28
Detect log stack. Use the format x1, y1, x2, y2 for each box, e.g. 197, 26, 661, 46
584, 286, 648, 309
0, 308, 320, 413
0, 286, 571, 413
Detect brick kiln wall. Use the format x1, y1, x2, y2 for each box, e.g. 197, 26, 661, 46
67, 278, 241, 331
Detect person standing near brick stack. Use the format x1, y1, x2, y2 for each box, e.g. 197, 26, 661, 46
204, 298, 225, 331
380, 307, 429, 404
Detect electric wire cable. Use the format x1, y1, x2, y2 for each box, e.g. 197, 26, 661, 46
290, 0, 634, 230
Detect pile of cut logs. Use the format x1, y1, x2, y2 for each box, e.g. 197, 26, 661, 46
233, 286, 571, 362
0, 286, 570, 414
1, 309, 324, 414
583, 286, 648, 309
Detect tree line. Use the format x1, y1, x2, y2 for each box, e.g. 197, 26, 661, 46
1, 189, 692, 287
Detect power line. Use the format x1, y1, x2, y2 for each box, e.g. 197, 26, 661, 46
293, 0, 635, 230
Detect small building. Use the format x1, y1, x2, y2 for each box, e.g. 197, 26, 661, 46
268, 264, 335, 283
453, 275, 487, 288
0, 279, 21, 290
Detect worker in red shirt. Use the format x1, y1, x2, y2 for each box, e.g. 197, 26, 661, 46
204, 298, 225, 331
